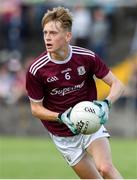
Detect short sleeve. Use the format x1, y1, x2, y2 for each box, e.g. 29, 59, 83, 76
26, 70, 44, 101
91, 54, 110, 78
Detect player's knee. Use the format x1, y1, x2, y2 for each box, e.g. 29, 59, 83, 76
99, 162, 114, 176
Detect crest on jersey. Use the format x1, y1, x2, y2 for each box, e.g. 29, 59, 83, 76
77, 66, 86, 75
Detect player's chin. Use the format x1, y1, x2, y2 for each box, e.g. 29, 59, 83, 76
46, 48, 54, 53
46, 45, 60, 53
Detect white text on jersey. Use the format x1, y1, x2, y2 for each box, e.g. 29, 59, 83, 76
50, 81, 85, 96
47, 76, 59, 82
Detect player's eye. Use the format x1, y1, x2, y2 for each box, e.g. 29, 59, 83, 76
43, 31, 47, 35
43, 31, 58, 37
51, 31, 58, 35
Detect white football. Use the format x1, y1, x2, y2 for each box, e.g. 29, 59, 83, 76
70, 101, 101, 134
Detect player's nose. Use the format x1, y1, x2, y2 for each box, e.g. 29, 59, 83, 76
45, 33, 51, 41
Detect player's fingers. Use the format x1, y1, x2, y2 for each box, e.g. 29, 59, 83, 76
100, 116, 107, 124
65, 107, 72, 113
65, 107, 72, 118
97, 108, 105, 118
93, 101, 102, 107
67, 124, 78, 134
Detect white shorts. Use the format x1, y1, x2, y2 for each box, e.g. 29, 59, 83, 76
49, 125, 110, 166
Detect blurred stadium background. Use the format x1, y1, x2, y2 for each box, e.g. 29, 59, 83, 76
0, 0, 137, 179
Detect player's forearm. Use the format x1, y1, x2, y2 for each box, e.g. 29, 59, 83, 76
106, 79, 125, 104
30, 102, 59, 121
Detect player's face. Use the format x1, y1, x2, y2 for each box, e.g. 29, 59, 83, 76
43, 21, 72, 54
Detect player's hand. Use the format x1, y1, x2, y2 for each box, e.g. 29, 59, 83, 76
57, 108, 79, 134
93, 99, 111, 124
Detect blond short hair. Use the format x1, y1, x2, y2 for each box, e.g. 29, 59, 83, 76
42, 6, 73, 31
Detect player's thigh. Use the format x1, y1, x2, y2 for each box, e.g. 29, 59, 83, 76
87, 137, 113, 167
72, 152, 102, 179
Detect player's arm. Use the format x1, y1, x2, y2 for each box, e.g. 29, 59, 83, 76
93, 71, 125, 124
102, 70, 125, 104
30, 100, 58, 121
30, 100, 78, 134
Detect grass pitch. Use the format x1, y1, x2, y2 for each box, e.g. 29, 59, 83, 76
0, 136, 137, 179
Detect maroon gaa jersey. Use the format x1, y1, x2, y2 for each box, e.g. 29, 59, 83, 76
26, 45, 109, 136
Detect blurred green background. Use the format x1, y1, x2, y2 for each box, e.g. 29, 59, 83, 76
0, 0, 137, 179
0, 137, 137, 179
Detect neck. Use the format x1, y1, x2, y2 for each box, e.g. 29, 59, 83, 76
50, 45, 70, 61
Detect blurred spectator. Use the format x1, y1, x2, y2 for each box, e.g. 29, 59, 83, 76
124, 60, 137, 109
124, 22, 137, 109
131, 23, 137, 55
1, 0, 22, 51
90, 7, 109, 60
72, 4, 92, 48
103, 4, 116, 40
0, 63, 13, 104
0, 51, 27, 105
8, 6, 22, 51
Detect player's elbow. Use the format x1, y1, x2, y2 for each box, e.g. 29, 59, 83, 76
30, 103, 41, 118
31, 107, 38, 118
118, 79, 126, 96
31, 108, 38, 117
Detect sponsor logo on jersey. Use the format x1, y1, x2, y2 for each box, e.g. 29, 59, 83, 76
77, 66, 86, 75
50, 81, 85, 96
47, 76, 59, 82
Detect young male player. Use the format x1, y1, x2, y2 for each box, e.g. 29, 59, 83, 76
26, 7, 124, 179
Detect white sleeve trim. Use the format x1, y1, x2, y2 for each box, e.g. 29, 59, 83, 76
29, 96, 44, 102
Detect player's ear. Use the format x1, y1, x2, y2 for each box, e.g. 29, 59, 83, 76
66, 32, 72, 43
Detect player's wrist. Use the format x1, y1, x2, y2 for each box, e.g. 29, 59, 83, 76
57, 113, 63, 123
103, 99, 112, 109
